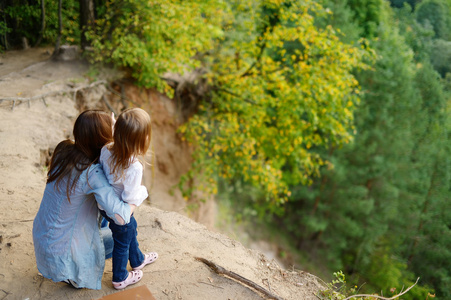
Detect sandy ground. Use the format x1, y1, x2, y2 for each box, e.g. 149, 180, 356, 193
0, 48, 325, 300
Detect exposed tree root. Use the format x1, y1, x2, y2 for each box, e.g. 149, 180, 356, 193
195, 257, 283, 300
0, 80, 106, 110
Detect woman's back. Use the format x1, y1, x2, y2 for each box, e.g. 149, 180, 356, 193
33, 165, 106, 289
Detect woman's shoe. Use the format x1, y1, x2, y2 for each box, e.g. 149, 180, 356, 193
133, 252, 158, 270
62, 279, 80, 288
112, 270, 143, 290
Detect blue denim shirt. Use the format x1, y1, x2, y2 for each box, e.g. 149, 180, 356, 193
33, 164, 131, 290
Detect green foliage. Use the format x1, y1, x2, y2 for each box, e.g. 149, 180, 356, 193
318, 268, 430, 300
4, 2, 41, 45
84, 0, 373, 215
415, 0, 451, 40
2, 0, 80, 47
87, 0, 225, 92
0, 20, 11, 51
359, 243, 433, 300
400, 64, 451, 297
179, 0, 373, 214
389, 0, 420, 8
430, 39, 451, 77
317, 0, 362, 44
408, 204, 451, 298
346, 0, 384, 38
52, 1, 81, 45
394, 4, 434, 62
318, 271, 358, 300
265, 2, 450, 297
280, 2, 417, 268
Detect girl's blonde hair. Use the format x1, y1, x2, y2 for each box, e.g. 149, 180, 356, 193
109, 108, 152, 179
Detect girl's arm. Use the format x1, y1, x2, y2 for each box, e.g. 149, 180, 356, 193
121, 161, 148, 206
130, 204, 137, 214
85, 164, 132, 225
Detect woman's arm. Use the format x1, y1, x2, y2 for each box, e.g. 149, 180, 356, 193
85, 164, 132, 225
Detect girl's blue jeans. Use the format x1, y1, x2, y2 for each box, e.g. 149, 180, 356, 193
100, 210, 145, 282
100, 223, 113, 259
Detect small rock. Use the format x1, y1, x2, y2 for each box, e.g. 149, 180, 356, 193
54, 45, 81, 61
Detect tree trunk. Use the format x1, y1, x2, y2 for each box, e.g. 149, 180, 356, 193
34, 0, 45, 47
51, 0, 62, 58
79, 0, 95, 50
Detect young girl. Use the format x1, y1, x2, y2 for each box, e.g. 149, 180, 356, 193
99, 107, 158, 289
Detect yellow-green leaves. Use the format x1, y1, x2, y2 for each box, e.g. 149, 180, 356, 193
178, 0, 373, 211
89, 0, 373, 212
88, 0, 226, 90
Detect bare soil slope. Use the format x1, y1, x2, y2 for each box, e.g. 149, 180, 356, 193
0, 48, 325, 300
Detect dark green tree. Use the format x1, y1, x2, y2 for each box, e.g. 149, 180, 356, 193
415, 0, 451, 40
1, 0, 80, 49
272, 3, 441, 297
398, 62, 451, 298
389, 0, 420, 8
281, 8, 420, 279
346, 0, 384, 38
316, 0, 362, 44
394, 4, 434, 62
430, 39, 451, 77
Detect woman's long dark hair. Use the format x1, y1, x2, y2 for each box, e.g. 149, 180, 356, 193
47, 110, 113, 201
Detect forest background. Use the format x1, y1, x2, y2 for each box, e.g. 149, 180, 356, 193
1, 0, 450, 299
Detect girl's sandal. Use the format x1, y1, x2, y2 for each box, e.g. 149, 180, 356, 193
133, 252, 158, 271
112, 270, 143, 290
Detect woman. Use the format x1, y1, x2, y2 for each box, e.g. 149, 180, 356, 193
33, 110, 137, 290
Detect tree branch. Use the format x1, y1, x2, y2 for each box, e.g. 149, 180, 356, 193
241, 40, 267, 78
195, 257, 283, 300
342, 277, 420, 300
214, 87, 258, 106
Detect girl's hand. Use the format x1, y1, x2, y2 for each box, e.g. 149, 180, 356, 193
111, 112, 116, 133
129, 204, 137, 215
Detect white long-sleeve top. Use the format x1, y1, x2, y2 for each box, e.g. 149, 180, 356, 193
99, 145, 148, 207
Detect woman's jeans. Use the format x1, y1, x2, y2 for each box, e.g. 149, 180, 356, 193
100, 210, 144, 282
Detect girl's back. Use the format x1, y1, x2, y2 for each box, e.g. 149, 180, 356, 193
100, 145, 147, 205
100, 108, 152, 206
